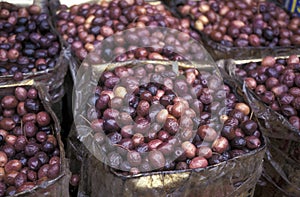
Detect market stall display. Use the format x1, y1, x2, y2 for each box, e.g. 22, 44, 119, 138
2, 0, 300, 196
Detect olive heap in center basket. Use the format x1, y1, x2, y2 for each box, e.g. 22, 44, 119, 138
83, 63, 263, 174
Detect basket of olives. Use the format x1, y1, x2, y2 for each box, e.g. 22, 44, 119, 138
68, 55, 266, 196
51, 0, 203, 82
0, 1, 68, 103
219, 55, 300, 196
0, 80, 70, 196
171, 0, 300, 60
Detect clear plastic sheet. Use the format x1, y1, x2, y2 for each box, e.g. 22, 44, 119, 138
68, 131, 265, 197
0, 1, 69, 103
164, 0, 300, 61
69, 59, 266, 197
0, 80, 71, 197
218, 59, 300, 197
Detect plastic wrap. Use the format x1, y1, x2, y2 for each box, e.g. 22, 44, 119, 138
0, 79, 71, 197
197, 33, 300, 61
165, 0, 300, 60
218, 59, 300, 197
69, 59, 266, 197
0, 1, 69, 103
68, 130, 265, 197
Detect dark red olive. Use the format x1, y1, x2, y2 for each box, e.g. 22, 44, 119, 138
1, 96, 18, 109
27, 88, 37, 99
148, 150, 165, 169
27, 157, 41, 171
24, 142, 40, 157
14, 172, 27, 188
118, 138, 134, 150
271, 85, 288, 97
288, 113, 300, 130
0, 118, 15, 131
230, 137, 246, 149
197, 125, 218, 142
255, 85, 266, 95
14, 136, 27, 152
241, 120, 258, 135
265, 77, 279, 90
245, 136, 261, 149
36, 111, 51, 127
292, 97, 300, 110
126, 151, 142, 167
261, 91, 275, 104
279, 93, 294, 105
244, 78, 257, 90
103, 119, 120, 132
281, 105, 297, 117
47, 163, 60, 179
221, 125, 236, 140
27, 170, 37, 182
35, 151, 49, 165
136, 100, 150, 117
163, 118, 179, 135
96, 94, 110, 110
229, 109, 245, 123
24, 122, 37, 138
107, 152, 122, 169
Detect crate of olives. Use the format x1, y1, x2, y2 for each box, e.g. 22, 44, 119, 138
50, 0, 204, 82
171, 0, 300, 60
0, 80, 70, 196
68, 55, 266, 196
0, 1, 69, 103
219, 55, 300, 196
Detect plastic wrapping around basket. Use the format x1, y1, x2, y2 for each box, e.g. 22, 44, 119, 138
165, 0, 300, 60
68, 127, 266, 197
0, 1, 69, 103
0, 80, 71, 197
69, 59, 266, 196
217, 59, 300, 197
